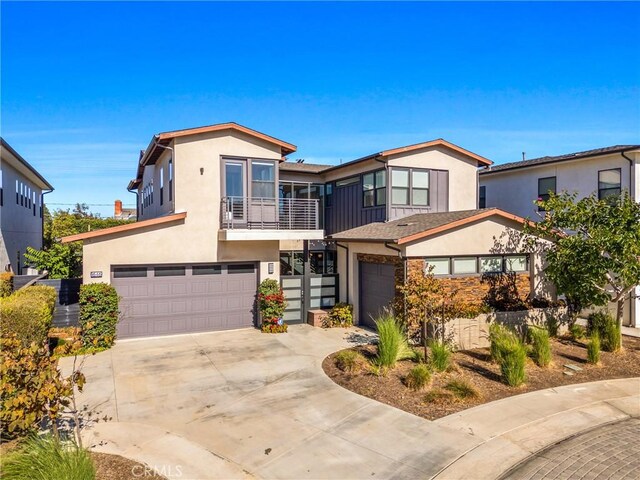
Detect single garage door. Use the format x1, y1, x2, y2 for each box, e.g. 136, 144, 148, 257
359, 261, 396, 329
112, 263, 257, 339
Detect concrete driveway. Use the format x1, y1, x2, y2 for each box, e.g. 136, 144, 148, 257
62, 325, 478, 479
61, 326, 640, 480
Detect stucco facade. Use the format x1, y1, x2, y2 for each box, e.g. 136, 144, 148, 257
0, 138, 53, 273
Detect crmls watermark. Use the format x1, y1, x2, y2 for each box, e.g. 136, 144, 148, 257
132, 464, 183, 477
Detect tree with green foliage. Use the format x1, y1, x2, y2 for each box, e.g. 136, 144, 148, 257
527, 191, 640, 341
24, 205, 134, 279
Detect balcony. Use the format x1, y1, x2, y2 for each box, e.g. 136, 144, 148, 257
219, 197, 324, 241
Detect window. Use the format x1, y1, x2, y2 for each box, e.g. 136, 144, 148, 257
391, 169, 409, 205
228, 264, 255, 274
251, 161, 275, 198
598, 168, 621, 200
154, 266, 186, 277
537, 177, 556, 211
336, 176, 359, 187
0, 169, 3, 206
325, 183, 333, 207
310, 250, 337, 274
159, 167, 164, 206
33, 192, 36, 216
479, 257, 503, 273
479, 186, 486, 209
192, 265, 222, 275
113, 266, 148, 278
168, 157, 173, 201
412, 170, 429, 206
280, 251, 304, 276
506, 256, 528, 272
425, 258, 450, 275
362, 170, 386, 207
15, 180, 19, 204
452, 257, 477, 274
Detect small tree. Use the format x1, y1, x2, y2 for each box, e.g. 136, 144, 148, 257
528, 191, 640, 343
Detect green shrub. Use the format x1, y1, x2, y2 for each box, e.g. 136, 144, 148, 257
405, 364, 431, 391
587, 332, 601, 364
1, 434, 95, 480
587, 311, 611, 337
324, 303, 354, 328
374, 312, 413, 369
429, 340, 451, 372
0, 272, 13, 297
602, 320, 621, 353
412, 347, 426, 364
528, 326, 551, 368
79, 283, 119, 349
489, 323, 520, 365
335, 350, 365, 373
423, 388, 455, 404
545, 313, 560, 337
13, 285, 57, 312
569, 324, 586, 340
0, 335, 72, 439
444, 378, 480, 400
0, 288, 55, 347
500, 340, 528, 387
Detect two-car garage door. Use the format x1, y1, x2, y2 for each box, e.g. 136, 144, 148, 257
112, 263, 257, 339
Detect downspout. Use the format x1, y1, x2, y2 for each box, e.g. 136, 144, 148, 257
127, 186, 139, 221
384, 241, 406, 318
621, 150, 634, 200
336, 242, 349, 303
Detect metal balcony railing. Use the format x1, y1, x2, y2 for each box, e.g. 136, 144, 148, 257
221, 197, 320, 230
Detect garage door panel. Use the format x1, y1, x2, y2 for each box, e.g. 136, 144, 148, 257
359, 262, 396, 329
113, 264, 257, 339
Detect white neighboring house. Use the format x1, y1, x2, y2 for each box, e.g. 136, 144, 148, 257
479, 144, 640, 328
0, 138, 54, 273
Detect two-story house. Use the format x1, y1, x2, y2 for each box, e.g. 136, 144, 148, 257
479, 145, 640, 328
63, 123, 551, 339
0, 138, 54, 273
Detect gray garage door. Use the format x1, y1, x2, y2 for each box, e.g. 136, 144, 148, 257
112, 263, 257, 339
359, 261, 396, 329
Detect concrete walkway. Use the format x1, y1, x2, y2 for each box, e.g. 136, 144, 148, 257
61, 326, 640, 479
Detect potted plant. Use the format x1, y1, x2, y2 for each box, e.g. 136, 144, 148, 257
258, 279, 288, 333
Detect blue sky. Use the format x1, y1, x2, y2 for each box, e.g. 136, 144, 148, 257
2, 1, 639, 217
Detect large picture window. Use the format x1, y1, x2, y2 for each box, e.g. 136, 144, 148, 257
598, 168, 621, 200
251, 161, 275, 198
362, 170, 386, 207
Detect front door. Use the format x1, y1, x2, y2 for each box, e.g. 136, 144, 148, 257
280, 251, 305, 324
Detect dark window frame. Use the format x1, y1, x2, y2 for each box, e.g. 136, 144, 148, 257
598, 168, 621, 200
479, 185, 486, 209
325, 183, 333, 207
537, 176, 557, 211
168, 157, 173, 202
362, 169, 386, 208
391, 167, 430, 207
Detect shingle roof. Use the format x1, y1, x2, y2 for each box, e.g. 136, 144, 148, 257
278, 162, 333, 173
328, 208, 527, 244
480, 145, 640, 175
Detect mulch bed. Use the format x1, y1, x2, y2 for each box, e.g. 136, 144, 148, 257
323, 335, 640, 420
93, 452, 168, 480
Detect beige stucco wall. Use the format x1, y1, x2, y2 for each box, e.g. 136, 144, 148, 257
82, 129, 285, 284
386, 146, 480, 211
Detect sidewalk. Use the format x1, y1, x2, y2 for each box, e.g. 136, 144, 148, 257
432, 378, 640, 479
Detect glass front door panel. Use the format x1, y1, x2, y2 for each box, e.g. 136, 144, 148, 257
225, 162, 245, 220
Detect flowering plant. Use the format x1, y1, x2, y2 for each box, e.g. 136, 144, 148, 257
258, 279, 288, 333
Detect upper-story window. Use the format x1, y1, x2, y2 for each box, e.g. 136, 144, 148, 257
479, 186, 486, 208
336, 176, 358, 187
362, 170, 386, 207
160, 167, 164, 206
598, 168, 621, 200
0, 169, 3, 206
251, 161, 276, 198
391, 168, 429, 206
537, 176, 556, 211
168, 157, 173, 201
325, 183, 333, 207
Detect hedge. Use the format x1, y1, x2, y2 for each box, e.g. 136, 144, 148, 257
79, 283, 119, 349
0, 272, 13, 297
0, 286, 56, 347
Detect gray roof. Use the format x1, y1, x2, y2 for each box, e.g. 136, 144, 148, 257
0, 137, 54, 190
278, 162, 333, 173
480, 145, 640, 175
329, 209, 497, 242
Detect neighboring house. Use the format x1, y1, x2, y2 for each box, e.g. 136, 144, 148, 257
479, 145, 640, 328
113, 199, 136, 220
62, 122, 551, 339
0, 138, 54, 273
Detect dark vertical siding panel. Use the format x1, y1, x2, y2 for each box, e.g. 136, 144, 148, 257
437, 170, 449, 212
325, 178, 386, 235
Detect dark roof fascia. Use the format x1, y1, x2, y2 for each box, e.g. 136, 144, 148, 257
480, 145, 640, 176
319, 153, 382, 174
0, 138, 54, 190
